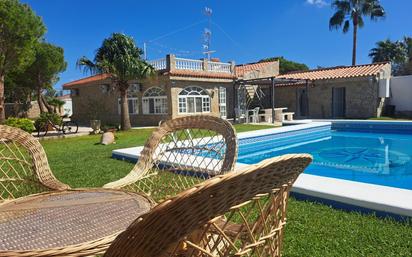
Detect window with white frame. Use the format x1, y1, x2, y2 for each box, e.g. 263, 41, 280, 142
142, 87, 168, 114
118, 87, 140, 115
218, 86, 227, 118
118, 98, 139, 114
178, 86, 210, 114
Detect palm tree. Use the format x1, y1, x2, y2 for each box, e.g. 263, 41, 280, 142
77, 33, 154, 130
369, 39, 407, 63
329, 0, 385, 65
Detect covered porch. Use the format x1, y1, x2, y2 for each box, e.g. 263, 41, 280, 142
233, 76, 310, 124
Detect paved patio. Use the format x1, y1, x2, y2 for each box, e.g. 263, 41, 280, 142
34, 126, 92, 140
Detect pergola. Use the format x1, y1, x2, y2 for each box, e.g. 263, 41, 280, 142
233, 76, 309, 124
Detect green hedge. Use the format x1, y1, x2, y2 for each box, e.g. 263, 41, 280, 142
4, 117, 35, 133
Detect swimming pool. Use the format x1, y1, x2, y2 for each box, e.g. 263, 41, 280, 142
112, 121, 412, 218
237, 127, 412, 190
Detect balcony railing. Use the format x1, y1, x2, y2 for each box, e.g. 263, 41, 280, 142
148, 58, 166, 70
175, 58, 203, 71
208, 61, 232, 73
148, 55, 234, 74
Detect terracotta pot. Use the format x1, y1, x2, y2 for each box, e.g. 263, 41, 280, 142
90, 120, 101, 133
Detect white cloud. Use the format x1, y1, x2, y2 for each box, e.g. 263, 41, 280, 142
306, 0, 329, 8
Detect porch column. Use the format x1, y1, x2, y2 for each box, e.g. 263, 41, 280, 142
305, 79, 310, 117
233, 82, 237, 123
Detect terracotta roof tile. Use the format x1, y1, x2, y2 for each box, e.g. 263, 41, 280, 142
235, 61, 277, 77
277, 62, 390, 81
62, 74, 111, 88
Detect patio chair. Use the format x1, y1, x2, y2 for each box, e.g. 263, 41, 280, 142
0, 125, 70, 202
104, 154, 312, 257
247, 107, 260, 123
104, 115, 238, 203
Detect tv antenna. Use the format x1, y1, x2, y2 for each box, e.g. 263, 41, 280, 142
203, 7, 215, 60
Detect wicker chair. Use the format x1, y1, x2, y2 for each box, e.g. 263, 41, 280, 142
104, 154, 313, 257
0, 125, 70, 202
104, 115, 238, 203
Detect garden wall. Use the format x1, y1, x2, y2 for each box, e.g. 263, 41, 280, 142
388, 75, 412, 117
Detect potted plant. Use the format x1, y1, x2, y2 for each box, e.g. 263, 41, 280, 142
86, 97, 106, 134
90, 119, 101, 134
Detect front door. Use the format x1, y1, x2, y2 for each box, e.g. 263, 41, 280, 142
296, 88, 308, 117
332, 87, 346, 118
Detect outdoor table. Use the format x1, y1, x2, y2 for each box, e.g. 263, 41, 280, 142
0, 188, 152, 257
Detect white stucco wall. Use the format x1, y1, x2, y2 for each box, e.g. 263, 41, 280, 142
63, 99, 73, 116
389, 75, 412, 112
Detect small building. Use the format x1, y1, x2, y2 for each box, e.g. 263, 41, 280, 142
275, 62, 392, 119
62, 55, 279, 126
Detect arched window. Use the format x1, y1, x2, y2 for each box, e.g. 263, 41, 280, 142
178, 86, 210, 114
142, 87, 168, 114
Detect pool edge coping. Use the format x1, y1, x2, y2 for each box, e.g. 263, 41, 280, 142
111, 122, 412, 219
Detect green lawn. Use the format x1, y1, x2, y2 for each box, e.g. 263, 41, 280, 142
41, 124, 412, 257
369, 116, 412, 121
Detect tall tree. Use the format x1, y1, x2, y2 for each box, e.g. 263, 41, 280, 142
24, 42, 67, 113
329, 0, 385, 66
77, 33, 154, 130
0, 0, 45, 122
259, 57, 309, 74
4, 70, 34, 116
369, 37, 412, 75
369, 39, 407, 75
404, 37, 412, 75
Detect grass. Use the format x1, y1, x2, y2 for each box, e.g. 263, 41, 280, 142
369, 116, 412, 121
41, 123, 412, 257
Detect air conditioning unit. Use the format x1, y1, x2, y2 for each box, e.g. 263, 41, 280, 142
378, 78, 390, 98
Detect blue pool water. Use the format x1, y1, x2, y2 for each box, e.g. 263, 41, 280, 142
237, 130, 412, 190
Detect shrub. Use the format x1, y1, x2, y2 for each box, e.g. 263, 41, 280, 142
34, 113, 61, 130
101, 123, 120, 132
4, 117, 35, 133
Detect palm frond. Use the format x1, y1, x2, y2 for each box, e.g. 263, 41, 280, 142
332, 0, 351, 13
362, 0, 385, 20
343, 20, 351, 33
357, 15, 364, 28
369, 39, 408, 64
329, 10, 346, 30
76, 57, 101, 75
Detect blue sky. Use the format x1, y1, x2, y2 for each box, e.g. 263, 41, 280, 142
23, 0, 412, 90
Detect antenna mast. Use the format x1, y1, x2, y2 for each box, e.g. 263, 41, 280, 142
203, 7, 215, 60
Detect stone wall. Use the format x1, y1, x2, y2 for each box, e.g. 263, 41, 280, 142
273, 77, 381, 119
70, 75, 234, 126
241, 61, 280, 80
169, 80, 232, 119
274, 86, 300, 113
5, 101, 41, 119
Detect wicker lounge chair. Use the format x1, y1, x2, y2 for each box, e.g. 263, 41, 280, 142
104, 115, 238, 203
0, 125, 152, 257
104, 154, 312, 257
0, 125, 70, 202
